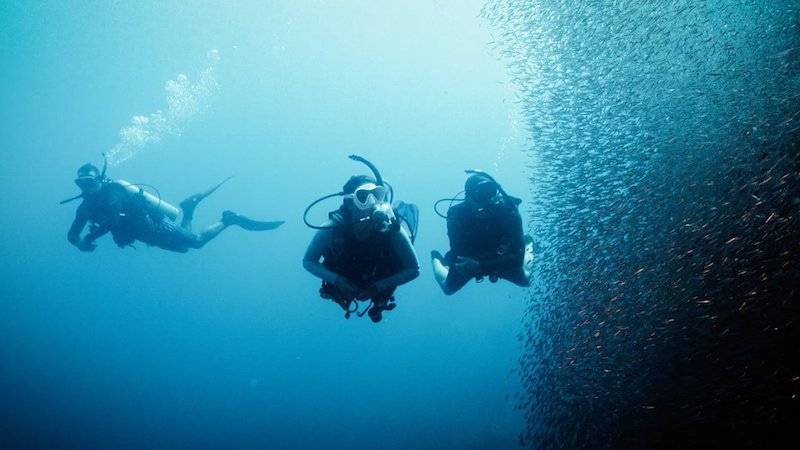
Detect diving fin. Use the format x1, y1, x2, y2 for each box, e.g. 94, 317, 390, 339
395, 201, 419, 243
202, 175, 234, 198
222, 211, 284, 231
180, 175, 234, 212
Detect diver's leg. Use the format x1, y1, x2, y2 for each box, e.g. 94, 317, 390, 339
179, 176, 234, 229
502, 268, 531, 287
431, 251, 469, 295
443, 271, 471, 295
189, 221, 228, 249
148, 223, 192, 253
187, 209, 284, 249
179, 200, 195, 230
431, 250, 449, 286
518, 235, 535, 284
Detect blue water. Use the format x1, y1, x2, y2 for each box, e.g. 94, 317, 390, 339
4, 2, 799, 449
0, 2, 531, 449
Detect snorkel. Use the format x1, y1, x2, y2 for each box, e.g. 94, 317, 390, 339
350, 155, 383, 186
303, 154, 396, 231
100, 153, 108, 179
347, 154, 395, 205
60, 154, 109, 205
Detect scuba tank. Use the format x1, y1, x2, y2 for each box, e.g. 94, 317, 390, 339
114, 179, 180, 221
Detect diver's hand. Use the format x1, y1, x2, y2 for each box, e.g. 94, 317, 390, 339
454, 256, 481, 277
362, 280, 391, 300
77, 238, 97, 252
333, 276, 361, 299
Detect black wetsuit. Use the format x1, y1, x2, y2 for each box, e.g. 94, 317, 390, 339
68, 182, 202, 253
444, 198, 526, 291
319, 214, 404, 302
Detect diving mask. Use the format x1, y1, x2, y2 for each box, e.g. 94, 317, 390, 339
74, 175, 102, 193
345, 183, 388, 211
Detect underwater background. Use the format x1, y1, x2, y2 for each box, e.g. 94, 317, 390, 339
1, 2, 528, 449
2, 1, 799, 449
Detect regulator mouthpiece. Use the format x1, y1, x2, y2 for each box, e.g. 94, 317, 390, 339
372, 202, 396, 232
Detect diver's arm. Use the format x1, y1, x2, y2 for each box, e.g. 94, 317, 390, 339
303, 227, 362, 298
67, 205, 88, 247
69, 194, 120, 251
67, 204, 102, 252
302, 227, 344, 285
369, 227, 420, 292
82, 223, 110, 245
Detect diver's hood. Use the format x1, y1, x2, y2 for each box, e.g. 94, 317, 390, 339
434, 169, 521, 219
62, 154, 110, 205
464, 169, 518, 203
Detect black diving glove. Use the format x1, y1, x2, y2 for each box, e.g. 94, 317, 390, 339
77, 238, 97, 252
361, 279, 392, 300
333, 276, 361, 299
453, 256, 481, 277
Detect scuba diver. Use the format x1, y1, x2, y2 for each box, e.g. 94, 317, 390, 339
430, 170, 534, 295
65, 156, 284, 253
302, 155, 420, 323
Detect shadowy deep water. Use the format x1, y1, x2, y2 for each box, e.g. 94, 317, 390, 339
485, 1, 799, 448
